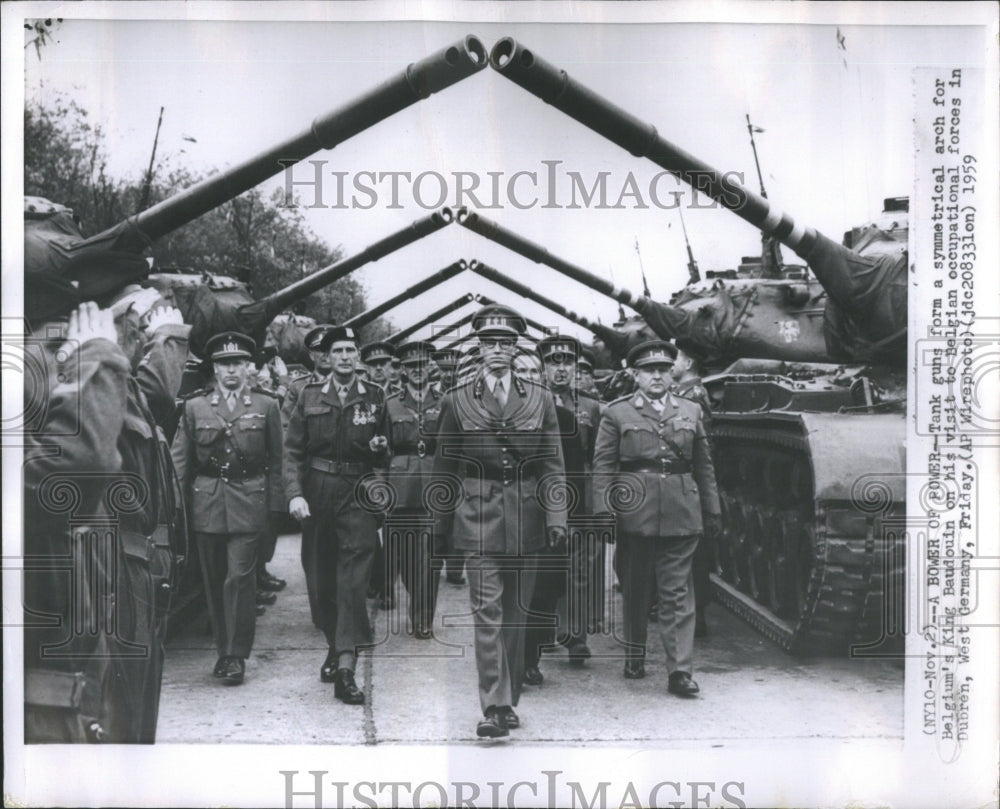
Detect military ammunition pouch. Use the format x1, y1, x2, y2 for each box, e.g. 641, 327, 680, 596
620, 459, 692, 475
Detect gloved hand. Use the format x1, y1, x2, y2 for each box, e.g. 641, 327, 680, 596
271, 355, 289, 385
112, 286, 161, 322
61, 302, 118, 359
547, 525, 567, 552
289, 496, 311, 522
143, 304, 184, 334
369, 435, 389, 455
703, 513, 723, 540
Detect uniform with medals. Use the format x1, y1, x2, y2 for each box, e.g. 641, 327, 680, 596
284, 326, 389, 705
593, 340, 720, 697
384, 340, 444, 638
172, 332, 284, 686
433, 305, 567, 738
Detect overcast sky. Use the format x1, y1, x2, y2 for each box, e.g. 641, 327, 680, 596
23, 16, 981, 343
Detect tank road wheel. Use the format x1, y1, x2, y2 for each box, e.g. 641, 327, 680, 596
719, 495, 745, 591
788, 520, 815, 622
743, 505, 771, 603
764, 512, 791, 617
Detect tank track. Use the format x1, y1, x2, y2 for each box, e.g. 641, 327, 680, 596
708, 420, 905, 655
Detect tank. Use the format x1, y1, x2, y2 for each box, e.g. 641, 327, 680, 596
485, 38, 907, 655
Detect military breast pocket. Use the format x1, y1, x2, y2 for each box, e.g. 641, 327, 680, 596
391, 414, 417, 446
236, 416, 266, 454
668, 416, 696, 455
193, 421, 224, 446
303, 405, 332, 440
620, 423, 659, 460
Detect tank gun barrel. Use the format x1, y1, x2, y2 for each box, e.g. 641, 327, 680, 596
438, 311, 480, 347
469, 260, 630, 355
238, 208, 454, 334
343, 260, 466, 329
387, 293, 476, 344
489, 38, 821, 257
458, 209, 649, 312
74, 37, 486, 254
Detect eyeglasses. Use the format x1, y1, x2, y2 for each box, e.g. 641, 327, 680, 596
479, 337, 516, 349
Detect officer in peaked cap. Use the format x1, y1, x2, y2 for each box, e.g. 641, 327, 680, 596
431, 348, 460, 393
283, 324, 390, 705
592, 340, 721, 697
280, 324, 335, 625
172, 331, 284, 686
433, 304, 567, 738
576, 346, 600, 397
383, 340, 445, 638
360, 341, 396, 391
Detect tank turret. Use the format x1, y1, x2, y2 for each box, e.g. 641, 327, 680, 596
487, 39, 907, 656
488, 38, 907, 369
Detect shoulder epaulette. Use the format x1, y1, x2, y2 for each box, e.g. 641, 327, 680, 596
607, 393, 635, 407
179, 386, 212, 402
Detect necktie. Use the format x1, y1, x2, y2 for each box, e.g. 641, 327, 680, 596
494, 379, 507, 409
651, 397, 664, 414
226, 392, 237, 411
338, 385, 349, 404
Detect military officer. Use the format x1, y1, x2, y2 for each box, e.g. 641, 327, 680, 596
384, 340, 444, 638
592, 340, 721, 697
360, 340, 401, 607
172, 332, 284, 686
576, 347, 600, 397
281, 324, 334, 626
671, 348, 714, 637
539, 335, 602, 665
433, 305, 567, 738
361, 340, 396, 392
432, 347, 460, 393
284, 325, 389, 705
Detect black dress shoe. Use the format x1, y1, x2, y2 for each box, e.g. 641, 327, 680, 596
255, 604, 267, 616
498, 706, 519, 729
256, 590, 277, 606
258, 570, 287, 592
334, 669, 365, 705
476, 707, 509, 738
414, 626, 433, 640
623, 660, 646, 679
523, 665, 544, 686
567, 641, 592, 665
668, 671, 700, 697
445, 573, 465, 585
320, 652, 338, 683
222, 657, 245, 686
213, 657, 227, 678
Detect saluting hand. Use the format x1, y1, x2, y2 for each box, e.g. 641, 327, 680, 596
289, 496, 311, 522
143, 304, 184, 334
547, 525, 567, 551
61, 302, 117, 359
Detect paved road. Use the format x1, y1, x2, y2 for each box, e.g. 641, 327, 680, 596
158, 533, 903, 745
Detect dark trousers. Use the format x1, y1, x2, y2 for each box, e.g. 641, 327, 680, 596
525, 553, 568, 669
370, 527, 402, 601
196, 531, 258, 659
301, 520, 321, 627
257, 521, 278, 569
306, 471, 378, 656
693, 533, 712, 619
388, 512, 442, 633
466, 554, 537, 712
615, 534, 699, 674
556, 527, 598, 644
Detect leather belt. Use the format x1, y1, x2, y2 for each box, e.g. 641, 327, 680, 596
198, 463, 266, 482
309, 458, 368, 475
621, 458, 692, 475
464, 464, 523, 485
394, 441, 432, 458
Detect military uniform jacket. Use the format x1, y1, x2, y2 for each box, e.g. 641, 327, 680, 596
280, 370, 325, 431
592, 391, 720, 537
433, 372, 567, 555
282, 376, 388, 503
172, 385, 284, 534
672, 376, 713, 426
386, 385, 442, 511
553, 388, 603, 512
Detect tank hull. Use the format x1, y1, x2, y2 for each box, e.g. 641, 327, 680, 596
708, 410, 906, 654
